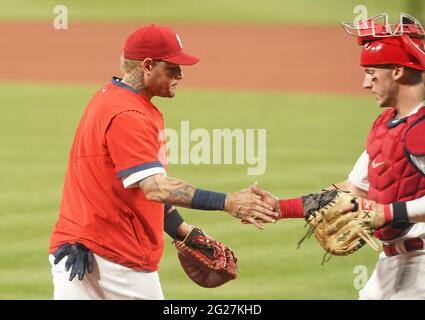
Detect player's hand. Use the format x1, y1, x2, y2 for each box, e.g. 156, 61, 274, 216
332, 197, 386, 229
250, 182, 280, 213
224, 185, 278, 229
241, 182, 281, 225
53, 242, 94, 281
351, 200, 385, 229
174, 222, 195, 240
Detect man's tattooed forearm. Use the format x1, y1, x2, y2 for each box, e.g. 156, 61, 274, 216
140, 175, 196, 208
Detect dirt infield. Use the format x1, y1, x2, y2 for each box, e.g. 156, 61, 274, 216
0, 22, 365, 94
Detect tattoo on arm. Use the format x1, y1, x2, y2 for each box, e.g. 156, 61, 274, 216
140, 175, 196, 208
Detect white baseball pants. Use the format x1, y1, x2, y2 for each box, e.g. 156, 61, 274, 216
359, 251, 425, 300
49, 253, 164, 300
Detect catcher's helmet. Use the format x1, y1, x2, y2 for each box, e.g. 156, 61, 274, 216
342, 13, 425, 70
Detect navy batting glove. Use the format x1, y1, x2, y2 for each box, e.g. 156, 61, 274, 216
53, 243, 71, 265
53, 242, 94, 281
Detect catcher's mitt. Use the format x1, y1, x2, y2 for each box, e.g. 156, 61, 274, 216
300, 190, 380, 258
174, 227, 238, 288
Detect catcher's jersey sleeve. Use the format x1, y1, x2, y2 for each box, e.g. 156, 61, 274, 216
406, 196, 425, 221
348, 150, 370, 191
106, 110, 167, 189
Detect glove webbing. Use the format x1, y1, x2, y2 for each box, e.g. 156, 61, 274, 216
175, 240, 227, 271
297, 196, 341, 249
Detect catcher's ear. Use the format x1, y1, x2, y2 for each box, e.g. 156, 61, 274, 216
392, 65, 405, 80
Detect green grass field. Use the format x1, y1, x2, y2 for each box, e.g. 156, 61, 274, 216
0, 0, 422, 25
0, 0, 421, 302
0, 81, 382, 299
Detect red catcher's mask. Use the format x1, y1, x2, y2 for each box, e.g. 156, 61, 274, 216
342, 13, 425, 70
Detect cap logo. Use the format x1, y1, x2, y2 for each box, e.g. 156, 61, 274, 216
364, 43, 382, 51
373, 44, 383, 51
176, 33, 183, 48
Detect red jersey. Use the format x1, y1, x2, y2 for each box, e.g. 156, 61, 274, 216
49, 77, 167, 271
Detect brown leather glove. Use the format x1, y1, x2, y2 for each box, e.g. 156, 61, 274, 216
174, 227, 238, 288
301, 190, 379, 256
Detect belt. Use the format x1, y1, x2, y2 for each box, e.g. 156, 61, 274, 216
383, 237, 424, 257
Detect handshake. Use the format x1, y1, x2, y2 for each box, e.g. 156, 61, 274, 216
223, 182, 281, 230
234, 182, 386, 228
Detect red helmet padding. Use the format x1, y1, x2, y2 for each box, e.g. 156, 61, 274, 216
405, 116, 425, 156
361, 36, 425, 70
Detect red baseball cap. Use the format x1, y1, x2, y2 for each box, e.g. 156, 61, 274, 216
123, 24, 200, 65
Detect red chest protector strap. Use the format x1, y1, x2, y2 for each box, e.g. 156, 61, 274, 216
405, 115, 425, 157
